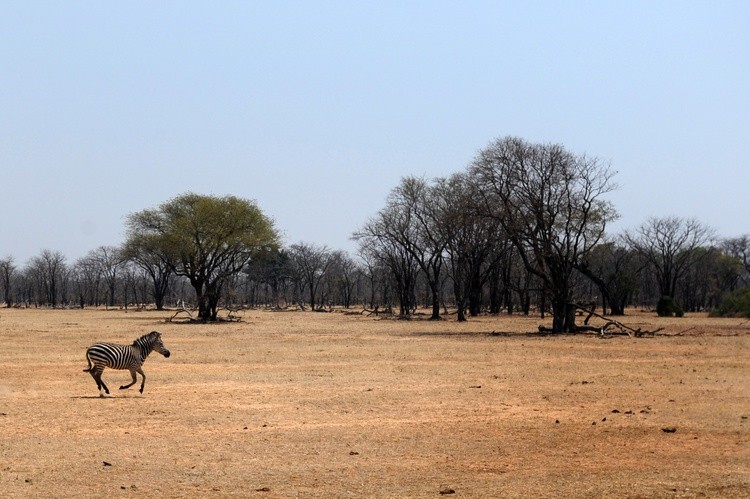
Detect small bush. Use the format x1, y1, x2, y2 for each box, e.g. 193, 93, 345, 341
657, 296, 684, 317
711, 287, 750, 318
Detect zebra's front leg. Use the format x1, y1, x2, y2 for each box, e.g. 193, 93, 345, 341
120, 369, 138, 391
137, 368, 146, 394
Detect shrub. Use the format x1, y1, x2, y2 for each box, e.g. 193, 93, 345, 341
711, 287, 750, 318
657, 295, 684, 317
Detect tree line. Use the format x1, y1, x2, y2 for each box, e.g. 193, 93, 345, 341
1, 137, 748, 328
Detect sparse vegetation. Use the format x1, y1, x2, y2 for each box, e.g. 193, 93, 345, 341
656, 295, 684, 317
0, 308, 748, 497
711, 287, 750, 318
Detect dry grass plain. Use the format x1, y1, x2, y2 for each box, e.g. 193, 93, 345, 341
0, 306, 748, 498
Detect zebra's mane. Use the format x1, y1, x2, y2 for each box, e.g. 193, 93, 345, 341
132, 331, 160, 346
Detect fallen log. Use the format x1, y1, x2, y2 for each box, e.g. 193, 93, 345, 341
537, 305, 664, 337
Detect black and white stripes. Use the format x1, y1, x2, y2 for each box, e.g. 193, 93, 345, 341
83, 331, 171, 396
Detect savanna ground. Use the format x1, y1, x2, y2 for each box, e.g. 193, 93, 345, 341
0, 306, 748, 498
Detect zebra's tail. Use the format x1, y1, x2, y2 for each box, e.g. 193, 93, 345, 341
83, 350, 93, 372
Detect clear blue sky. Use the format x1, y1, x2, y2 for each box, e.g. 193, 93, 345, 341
1, 1, 748, 264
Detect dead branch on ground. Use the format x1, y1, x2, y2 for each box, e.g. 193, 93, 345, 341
537, 305, 664, 337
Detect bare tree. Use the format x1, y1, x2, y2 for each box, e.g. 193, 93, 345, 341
27, 249, 67, 306
0, 256, 15, 307
577, 239, 639, 315
723, 235, 750, 277
470, 136, 618, 333
122, 235, 175, 310
289, 242, 336, 311
70, 254, 104, 307
355, 177, 447, 319
356, 243, 394, 312
328, 251, 360, 309
243, 248, 293, 308
624, 216, 714, 301
87, 246, 124, 307
354, 200, 421, 317
433, 172, 506, 321
394, 177, 448, 319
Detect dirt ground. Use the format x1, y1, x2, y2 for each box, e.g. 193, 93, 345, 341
0, 307, 748, 498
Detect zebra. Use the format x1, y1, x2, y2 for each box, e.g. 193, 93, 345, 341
83, 331, 171, 396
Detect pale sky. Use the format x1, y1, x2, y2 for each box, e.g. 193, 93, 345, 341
1, 1, 748, 264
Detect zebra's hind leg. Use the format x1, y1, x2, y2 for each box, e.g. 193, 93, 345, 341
90, 368, 110, 397
120, 369, 138, 391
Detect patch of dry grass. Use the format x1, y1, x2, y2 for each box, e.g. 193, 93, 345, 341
0, 307, 748, 498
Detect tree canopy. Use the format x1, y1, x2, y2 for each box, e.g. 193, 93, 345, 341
125, 193, 279, 321
470, 136, 618, 332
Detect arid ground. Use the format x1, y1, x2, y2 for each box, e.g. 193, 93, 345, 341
0, 307, 748, 498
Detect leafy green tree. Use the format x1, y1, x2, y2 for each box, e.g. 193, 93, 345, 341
678, 247, 743, 311
126, 193, 279, 321
711, 287, 750, 318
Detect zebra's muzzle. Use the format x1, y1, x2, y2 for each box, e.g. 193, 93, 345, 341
163, 350, 171, 358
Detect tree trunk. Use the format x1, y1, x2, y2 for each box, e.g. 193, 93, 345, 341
190, 278, 210, 321
430, 283, 441, 320
551, 298, 577, 333
454, 280, 467, 322
488, 271, 501, 314
520, 289, 531, 315
308, 282, 316, 311
609, 299, 625, 316
208, 294, 220, 321
197, 295, 209, 321
467, 270, 482, 317
565, 303, 577, 332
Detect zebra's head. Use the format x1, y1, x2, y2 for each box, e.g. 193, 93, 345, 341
147, 331, 171, 358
